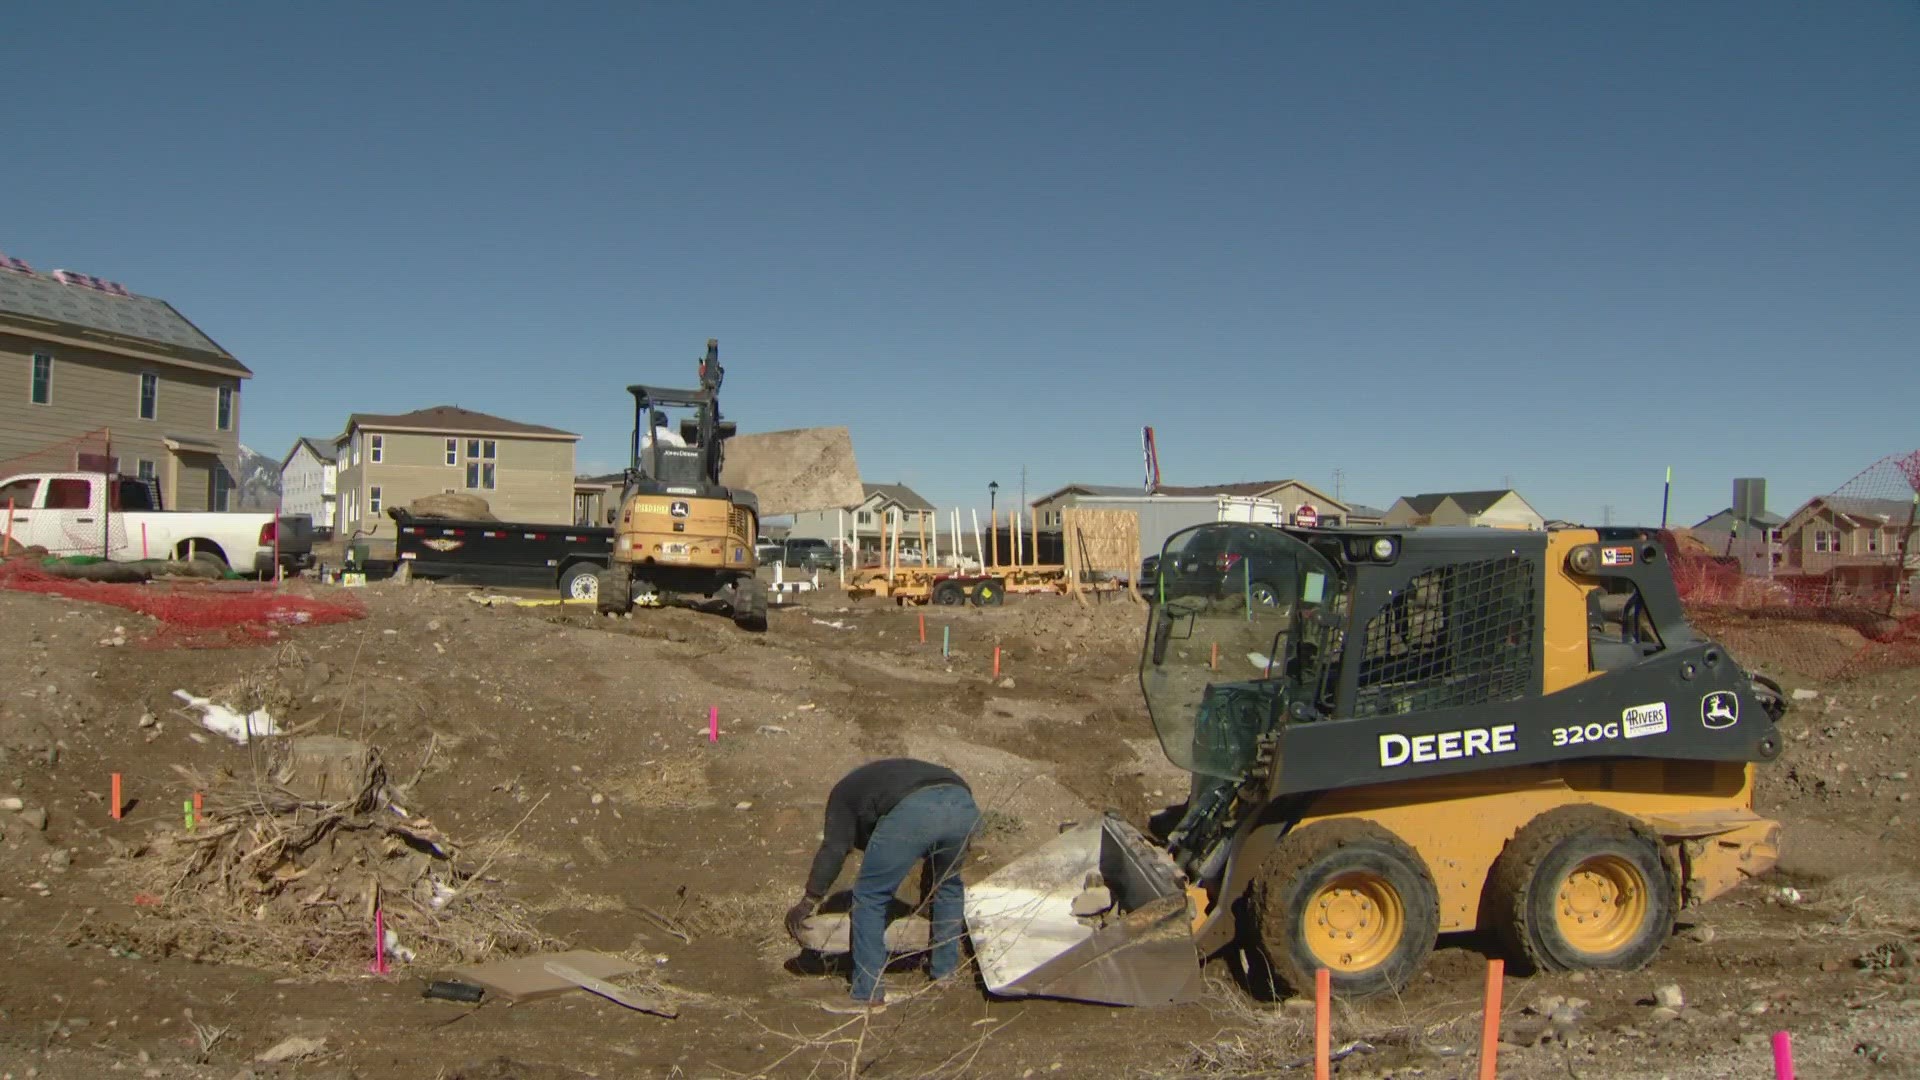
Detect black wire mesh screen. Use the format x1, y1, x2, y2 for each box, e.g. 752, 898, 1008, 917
1353, 557, 1537, 717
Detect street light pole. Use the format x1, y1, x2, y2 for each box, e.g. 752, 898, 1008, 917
988, 481, 999, 568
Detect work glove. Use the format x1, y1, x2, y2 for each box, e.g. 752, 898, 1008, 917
785, 897, 818, 942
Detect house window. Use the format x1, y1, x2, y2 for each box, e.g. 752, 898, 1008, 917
1815, 530, 1838, 554
857, 511, 872, 525
464, 438, 497, 490
30, 352, 51, 404
369, 485, 383, 514
369, 434, 384, 464
137, 460, 155, 482
1868, 531, 1881, 554
217, 385, 234, 430
351, 439, 361, 467
139, 372, 158, 420
445, 438, 458, 466
210, 470, 231, 513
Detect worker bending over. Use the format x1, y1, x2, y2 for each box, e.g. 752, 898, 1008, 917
787, 758, 982, 1013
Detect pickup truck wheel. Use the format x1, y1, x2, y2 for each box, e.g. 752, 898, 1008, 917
559, 563, 601, 602
733, 576, 768, 631
176, 544, 230, 576
595, 569, 632, 615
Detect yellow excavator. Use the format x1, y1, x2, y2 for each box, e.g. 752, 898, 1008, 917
964, 522, 1787, 1004
596, 340, 765, 630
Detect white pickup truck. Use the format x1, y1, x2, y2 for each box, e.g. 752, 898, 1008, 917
0, 472, 313, 577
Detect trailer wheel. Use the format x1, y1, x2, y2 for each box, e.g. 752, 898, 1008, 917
732, 576, 769, 631
970, 579, 1005, 607
559, 563, 600, 602
595, 568, 632, 615
1253, 819, 1439, 999
1487, 805, 1676, 975
932, 581, 967, 606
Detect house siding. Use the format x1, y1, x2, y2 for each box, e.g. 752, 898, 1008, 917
789, 495, 936, 549
280, 445, 336, 529
0, 331, 242, 511
336, 428, 576, 535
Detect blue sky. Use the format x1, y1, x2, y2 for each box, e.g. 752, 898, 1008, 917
5, 2, 1915, 525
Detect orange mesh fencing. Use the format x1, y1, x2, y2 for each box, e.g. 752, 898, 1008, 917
0, 561, 365, 649
1668, 452, 1920, 683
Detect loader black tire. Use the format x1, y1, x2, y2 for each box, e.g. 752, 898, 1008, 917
1253, 819, 1439, 999
733, 576, 768, 631
1486, 804, 1677, 975
596, 568, 632, 615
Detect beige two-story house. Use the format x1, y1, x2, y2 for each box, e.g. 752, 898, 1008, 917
0, 255, 249, 510
333, 405, 580, 536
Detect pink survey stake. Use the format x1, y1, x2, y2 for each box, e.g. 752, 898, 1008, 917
708, 705, 719, 743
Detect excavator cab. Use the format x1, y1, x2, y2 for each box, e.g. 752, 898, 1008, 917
965, 521, 1786, 1006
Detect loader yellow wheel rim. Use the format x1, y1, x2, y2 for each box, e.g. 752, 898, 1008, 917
1554, 854, 1647, 954
1303, 872, 1404, 973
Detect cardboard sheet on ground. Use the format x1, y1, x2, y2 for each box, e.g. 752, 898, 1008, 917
448, 950, 637, 1001
719, 426, 863, 516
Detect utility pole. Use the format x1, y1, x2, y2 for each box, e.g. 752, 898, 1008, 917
1020, 465, 1027, 517
1601, 505, 1614, 527
1332, 468, 1345, 502
1503, 473, 1513, 490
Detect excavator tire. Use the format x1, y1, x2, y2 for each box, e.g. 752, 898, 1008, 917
1486, 804, 1676, 975
733, 575, 768, 631
596, 568, 632, 615
1253, 818, 1439, 999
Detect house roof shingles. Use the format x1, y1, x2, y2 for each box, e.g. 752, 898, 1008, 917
864, 483, 935, 511
345, 405, 579, 440
1401, 489, 1518, 516
0, 268, 247, 374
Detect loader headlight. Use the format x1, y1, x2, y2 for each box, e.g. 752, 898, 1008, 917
1372, 537, 1397, 561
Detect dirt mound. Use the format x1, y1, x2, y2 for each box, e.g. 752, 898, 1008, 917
407, 492, 497, 521
104, 738, 551, 973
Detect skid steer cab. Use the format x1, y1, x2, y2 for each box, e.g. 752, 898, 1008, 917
964, 523, 1787, 1006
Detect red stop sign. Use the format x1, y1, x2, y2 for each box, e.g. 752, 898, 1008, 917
1295, 504, 1319, 527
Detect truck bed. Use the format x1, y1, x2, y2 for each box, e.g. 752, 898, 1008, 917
388, 509, 613, 595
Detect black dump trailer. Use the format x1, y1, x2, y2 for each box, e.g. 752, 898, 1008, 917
388, 509, 614, 599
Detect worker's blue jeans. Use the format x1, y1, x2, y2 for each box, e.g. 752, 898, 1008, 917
849, 785, 981, 1003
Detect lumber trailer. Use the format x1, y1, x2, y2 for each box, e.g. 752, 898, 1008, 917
843, 504, 1122, 605
964, 521, 1787, 1005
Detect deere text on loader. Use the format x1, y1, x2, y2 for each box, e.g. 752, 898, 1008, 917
963, 522, 1787, 1006
597, 340, 766, 630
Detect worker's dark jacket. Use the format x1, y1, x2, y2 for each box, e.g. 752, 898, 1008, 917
804, 758, 970, 899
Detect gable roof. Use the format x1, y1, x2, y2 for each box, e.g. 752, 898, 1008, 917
343, 405, 579, 440
864, 482, 935, 512
1033, 479, 1351, 508
1031, 483, 1140, 504
0, 266, 247, 375
1345, 504, 1388, 519
1693, 507, 1785, 531
279, 437, 337, 471
1399, 489, 1520, 516
1787, 495, 1918, 529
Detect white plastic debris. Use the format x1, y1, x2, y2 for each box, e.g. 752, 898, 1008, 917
1774, 885, 1803, 905
429, 882, 459, 910
811, 619, 851, 630
172, 689, 280, 745
384, 927, 417, 964
1246, 653, 1273, 671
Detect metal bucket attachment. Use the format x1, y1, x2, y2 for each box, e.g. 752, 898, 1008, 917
964, 813, 1202, 1006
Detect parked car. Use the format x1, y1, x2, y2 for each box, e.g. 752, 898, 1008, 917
0, 471, 312, 577
1147, 525, 1297, 609
782, 537, 839, 570
754, 537, 784, 565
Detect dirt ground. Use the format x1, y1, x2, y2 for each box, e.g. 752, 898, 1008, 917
1, 574, 1918, 1079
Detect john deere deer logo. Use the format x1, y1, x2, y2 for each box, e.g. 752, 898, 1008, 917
1701, 691, 1739, 730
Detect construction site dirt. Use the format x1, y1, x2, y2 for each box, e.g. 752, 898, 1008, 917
2, 578, 1918, 1079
